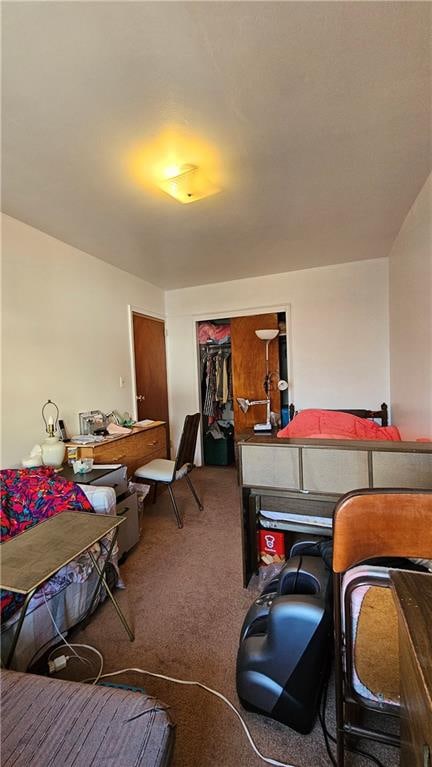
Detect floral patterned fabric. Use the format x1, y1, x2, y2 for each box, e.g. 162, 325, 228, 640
0, 467, 93, 621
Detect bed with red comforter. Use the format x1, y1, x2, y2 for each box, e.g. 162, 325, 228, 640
278, 409, 401, 441
0, 468, 118, 671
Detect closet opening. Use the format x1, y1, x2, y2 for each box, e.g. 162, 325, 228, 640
196, 311, 289, 467
197, 318, 234, 467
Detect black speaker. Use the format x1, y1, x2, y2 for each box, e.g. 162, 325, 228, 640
236, 555, 332, 734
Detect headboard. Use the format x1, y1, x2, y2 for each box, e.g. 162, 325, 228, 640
288, 402, 389, 427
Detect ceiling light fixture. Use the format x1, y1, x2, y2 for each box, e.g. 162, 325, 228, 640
158, 164, 220, 204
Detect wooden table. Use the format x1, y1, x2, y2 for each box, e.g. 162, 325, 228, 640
1, 511, 134, 668
391, 570, 432, 767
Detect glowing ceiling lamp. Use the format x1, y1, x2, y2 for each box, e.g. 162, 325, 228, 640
158, 164, 220, 204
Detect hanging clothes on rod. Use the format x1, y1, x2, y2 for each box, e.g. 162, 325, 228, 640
216, 353, 228, 403
200, 345, 232, 420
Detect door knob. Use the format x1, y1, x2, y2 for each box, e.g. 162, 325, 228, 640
136, 394, 145, 401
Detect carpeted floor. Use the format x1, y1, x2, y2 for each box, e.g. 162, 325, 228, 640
72, 466, 399, 767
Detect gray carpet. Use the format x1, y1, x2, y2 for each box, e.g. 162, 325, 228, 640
72, 466, 399, 767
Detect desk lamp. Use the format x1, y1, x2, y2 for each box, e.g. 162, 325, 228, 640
41, 399, 66, 467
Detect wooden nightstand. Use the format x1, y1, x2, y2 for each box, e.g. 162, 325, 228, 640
61, 464, 139, 558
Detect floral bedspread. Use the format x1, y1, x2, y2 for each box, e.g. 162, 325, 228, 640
0, 467, 94, 622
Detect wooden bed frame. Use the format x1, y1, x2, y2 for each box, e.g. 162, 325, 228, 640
288, 402, 389, 427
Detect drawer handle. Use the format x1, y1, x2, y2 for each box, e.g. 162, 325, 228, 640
117, 507, 129, 516
111, 455, 126, 462
147, 441, 157, 446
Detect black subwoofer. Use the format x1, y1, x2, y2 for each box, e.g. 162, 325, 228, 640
236, 554, 332, 734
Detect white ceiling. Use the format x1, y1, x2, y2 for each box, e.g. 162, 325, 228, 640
2, 2, 431, 289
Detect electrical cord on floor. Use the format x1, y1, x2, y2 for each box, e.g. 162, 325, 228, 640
318, 676, 337, 767
91, 667, 301, 767
41, 601, 300, 767
47, 643, 104, 683
26, 588, 102, 671
318, 672, 387, 767
41, 597, 387, 767
42, 589, 86, 663
43, 590, 104, 682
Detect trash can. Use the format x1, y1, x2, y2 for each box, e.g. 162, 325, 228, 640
203, 424, 234, 466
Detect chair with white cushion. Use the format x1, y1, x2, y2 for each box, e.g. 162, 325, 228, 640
135, 413, 203, 528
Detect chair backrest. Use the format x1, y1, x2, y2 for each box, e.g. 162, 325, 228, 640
333, 488, 432, 573
174, 414, 201, 472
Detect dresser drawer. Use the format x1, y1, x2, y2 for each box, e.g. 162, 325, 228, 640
91, 438, 136, 464
116, 492, 139, 558
128, 427, 167, 474
135, 425, 166, 457
77, 424, 167, 478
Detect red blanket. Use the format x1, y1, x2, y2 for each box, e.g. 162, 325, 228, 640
277, 409, 401, 441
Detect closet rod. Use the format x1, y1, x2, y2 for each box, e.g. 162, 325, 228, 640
200, 342, 231, 349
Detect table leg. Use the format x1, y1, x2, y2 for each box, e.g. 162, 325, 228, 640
4, 587, 37, 668
88, 534, 134, 642
86, 529, 117, 618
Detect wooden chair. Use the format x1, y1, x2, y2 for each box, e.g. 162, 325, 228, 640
135, 413, 203, 529
333, 488, 432, 766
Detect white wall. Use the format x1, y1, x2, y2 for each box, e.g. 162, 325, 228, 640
1, 214, 396, 469
1, 214, 165, 467
165, 258, 390, 458
389, 174, 432, 440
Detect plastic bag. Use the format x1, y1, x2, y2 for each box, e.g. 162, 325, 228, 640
128, 481, 151, 514
257, 562, 284, 590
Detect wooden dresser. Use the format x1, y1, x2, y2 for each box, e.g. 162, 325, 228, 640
391, 571, 432, 767
71, 422, 167, 478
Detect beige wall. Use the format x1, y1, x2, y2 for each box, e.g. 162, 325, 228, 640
1, 214, 164, 467
165, 258, 390, 460
389, 174, 432, 440
8, 200, 429, 468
